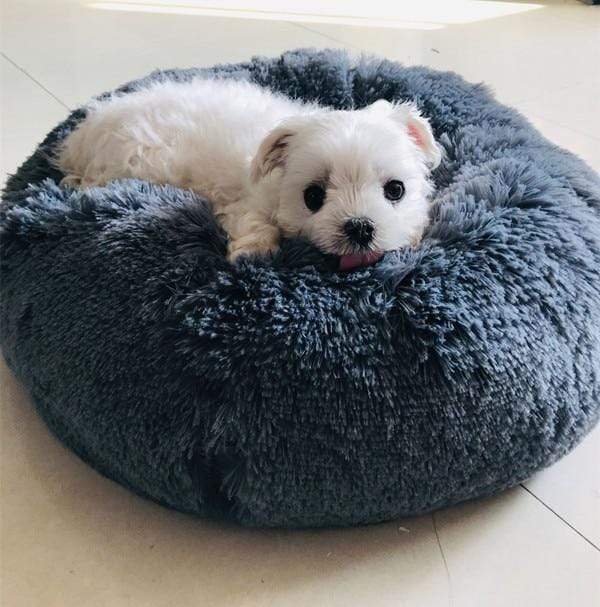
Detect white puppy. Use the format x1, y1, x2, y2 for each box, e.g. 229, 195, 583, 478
58, 78, 440, 270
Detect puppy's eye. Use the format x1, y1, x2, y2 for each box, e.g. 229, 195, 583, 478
303, 184, 326, 212
383, 180, 405, 202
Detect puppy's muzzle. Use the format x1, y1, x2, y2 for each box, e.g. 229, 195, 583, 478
343, 217, 375, 248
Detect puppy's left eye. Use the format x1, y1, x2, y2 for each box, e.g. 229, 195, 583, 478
303, 184, 326, 212
383, 180, 405, 202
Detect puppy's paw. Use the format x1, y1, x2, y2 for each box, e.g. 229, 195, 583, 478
228, 239, 280, 262
60, 174, 83, 188
225, 213, 281, 262
60, 174, 104, 189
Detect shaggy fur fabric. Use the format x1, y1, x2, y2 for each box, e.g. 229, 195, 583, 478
2, 49, 600, 528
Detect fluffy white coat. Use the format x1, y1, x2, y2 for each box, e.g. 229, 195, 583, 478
58, 78, 441, 267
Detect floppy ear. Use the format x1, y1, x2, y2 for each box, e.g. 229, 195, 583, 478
250, 125, 296, 183
365, 99, 442, 168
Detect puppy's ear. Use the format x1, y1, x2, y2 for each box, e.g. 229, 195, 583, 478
365, 99, 442, 168
250, 125, 296, 183
404, 107, 442, 169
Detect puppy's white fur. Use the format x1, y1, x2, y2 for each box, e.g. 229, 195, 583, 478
58, 78, 440, 261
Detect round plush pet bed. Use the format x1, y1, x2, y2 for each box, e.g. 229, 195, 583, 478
2, 50, 600, 528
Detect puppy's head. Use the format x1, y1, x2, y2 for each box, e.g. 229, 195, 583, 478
250, 99, 441, 270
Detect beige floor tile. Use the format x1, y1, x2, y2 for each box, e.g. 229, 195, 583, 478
513, 80, 600, 141
539, 0, 600, 26
435, 489, 600, 607
296, 4, 600, 106
1, 56, 69, 186
524, 424, 600, 549
1, 0, 347, 109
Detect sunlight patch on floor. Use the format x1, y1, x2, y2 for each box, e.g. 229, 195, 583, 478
88, 0, 543, 30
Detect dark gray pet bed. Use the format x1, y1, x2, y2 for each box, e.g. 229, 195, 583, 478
2, 49, 600, 528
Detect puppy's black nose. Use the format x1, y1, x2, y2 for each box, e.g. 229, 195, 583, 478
343, 217, 375, 248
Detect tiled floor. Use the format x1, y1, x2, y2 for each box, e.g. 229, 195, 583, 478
1, 1, 599, 605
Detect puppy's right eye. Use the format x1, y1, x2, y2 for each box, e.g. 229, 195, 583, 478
383, 179, 405, 202
303, 184, 326, 212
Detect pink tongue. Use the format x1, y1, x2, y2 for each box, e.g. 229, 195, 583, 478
339, 250, 383, 271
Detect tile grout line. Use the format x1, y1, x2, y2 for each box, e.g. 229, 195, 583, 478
290, 22, 363, 52
519, 483, 600, 552
432, 512, 454, 607
1, 51, 71, 111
